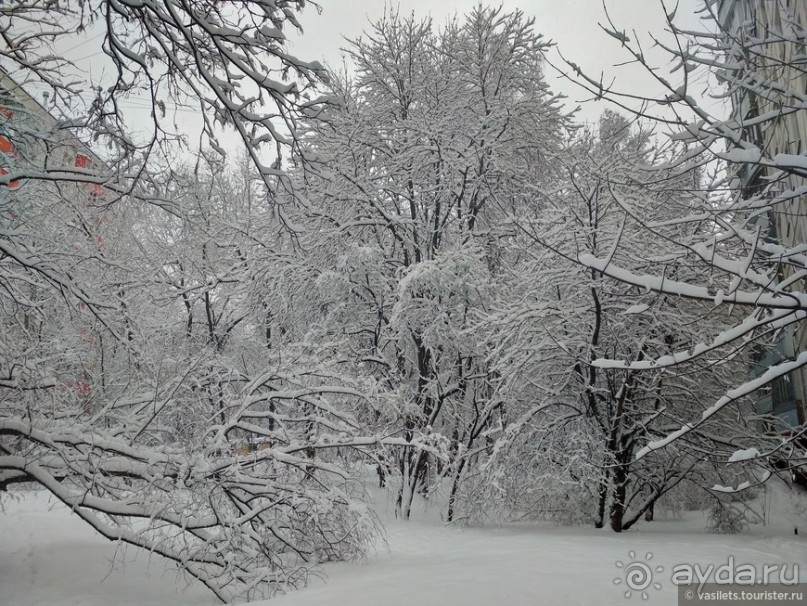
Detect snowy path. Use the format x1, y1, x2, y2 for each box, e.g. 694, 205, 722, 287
0, 492, 217, 606
268, 518, 805, 605
1, 490, 805, 605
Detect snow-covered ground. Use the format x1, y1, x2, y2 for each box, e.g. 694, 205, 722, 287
0, 490, 218, 606
1, 488, 805, 606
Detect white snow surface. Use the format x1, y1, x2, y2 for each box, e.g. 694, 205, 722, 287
0, 490, 218, 606
624, 303, 650, 314
728, 447, 761, 463
718, 145, 762, 164
1, 488, 805, 606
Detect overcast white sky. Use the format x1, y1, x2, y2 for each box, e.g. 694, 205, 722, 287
290, 0, 712, 123
22, 0, 715, 156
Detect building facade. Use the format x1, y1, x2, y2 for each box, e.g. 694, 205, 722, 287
0, 68, 106, 194
718, 0, 807, 430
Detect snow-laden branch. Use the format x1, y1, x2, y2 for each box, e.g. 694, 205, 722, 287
579, 253, 807, 310
635, 351, 807, 461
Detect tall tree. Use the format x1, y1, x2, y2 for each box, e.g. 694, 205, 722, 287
291, 6, 568, 519
465, 111, 756, 531
559, 0, 807, 484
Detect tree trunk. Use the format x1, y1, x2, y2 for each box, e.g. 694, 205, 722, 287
595, 467, 610, 529
609, 461, 627, 532
447, 457, 467, 523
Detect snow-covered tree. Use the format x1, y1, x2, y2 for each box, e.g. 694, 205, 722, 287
559, 0, 807, 494
0, 143, 386, 600
0, 3, 383, 601
462, 110, 758, 531
0, 0, 330, 194
290, 6, 569, 519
